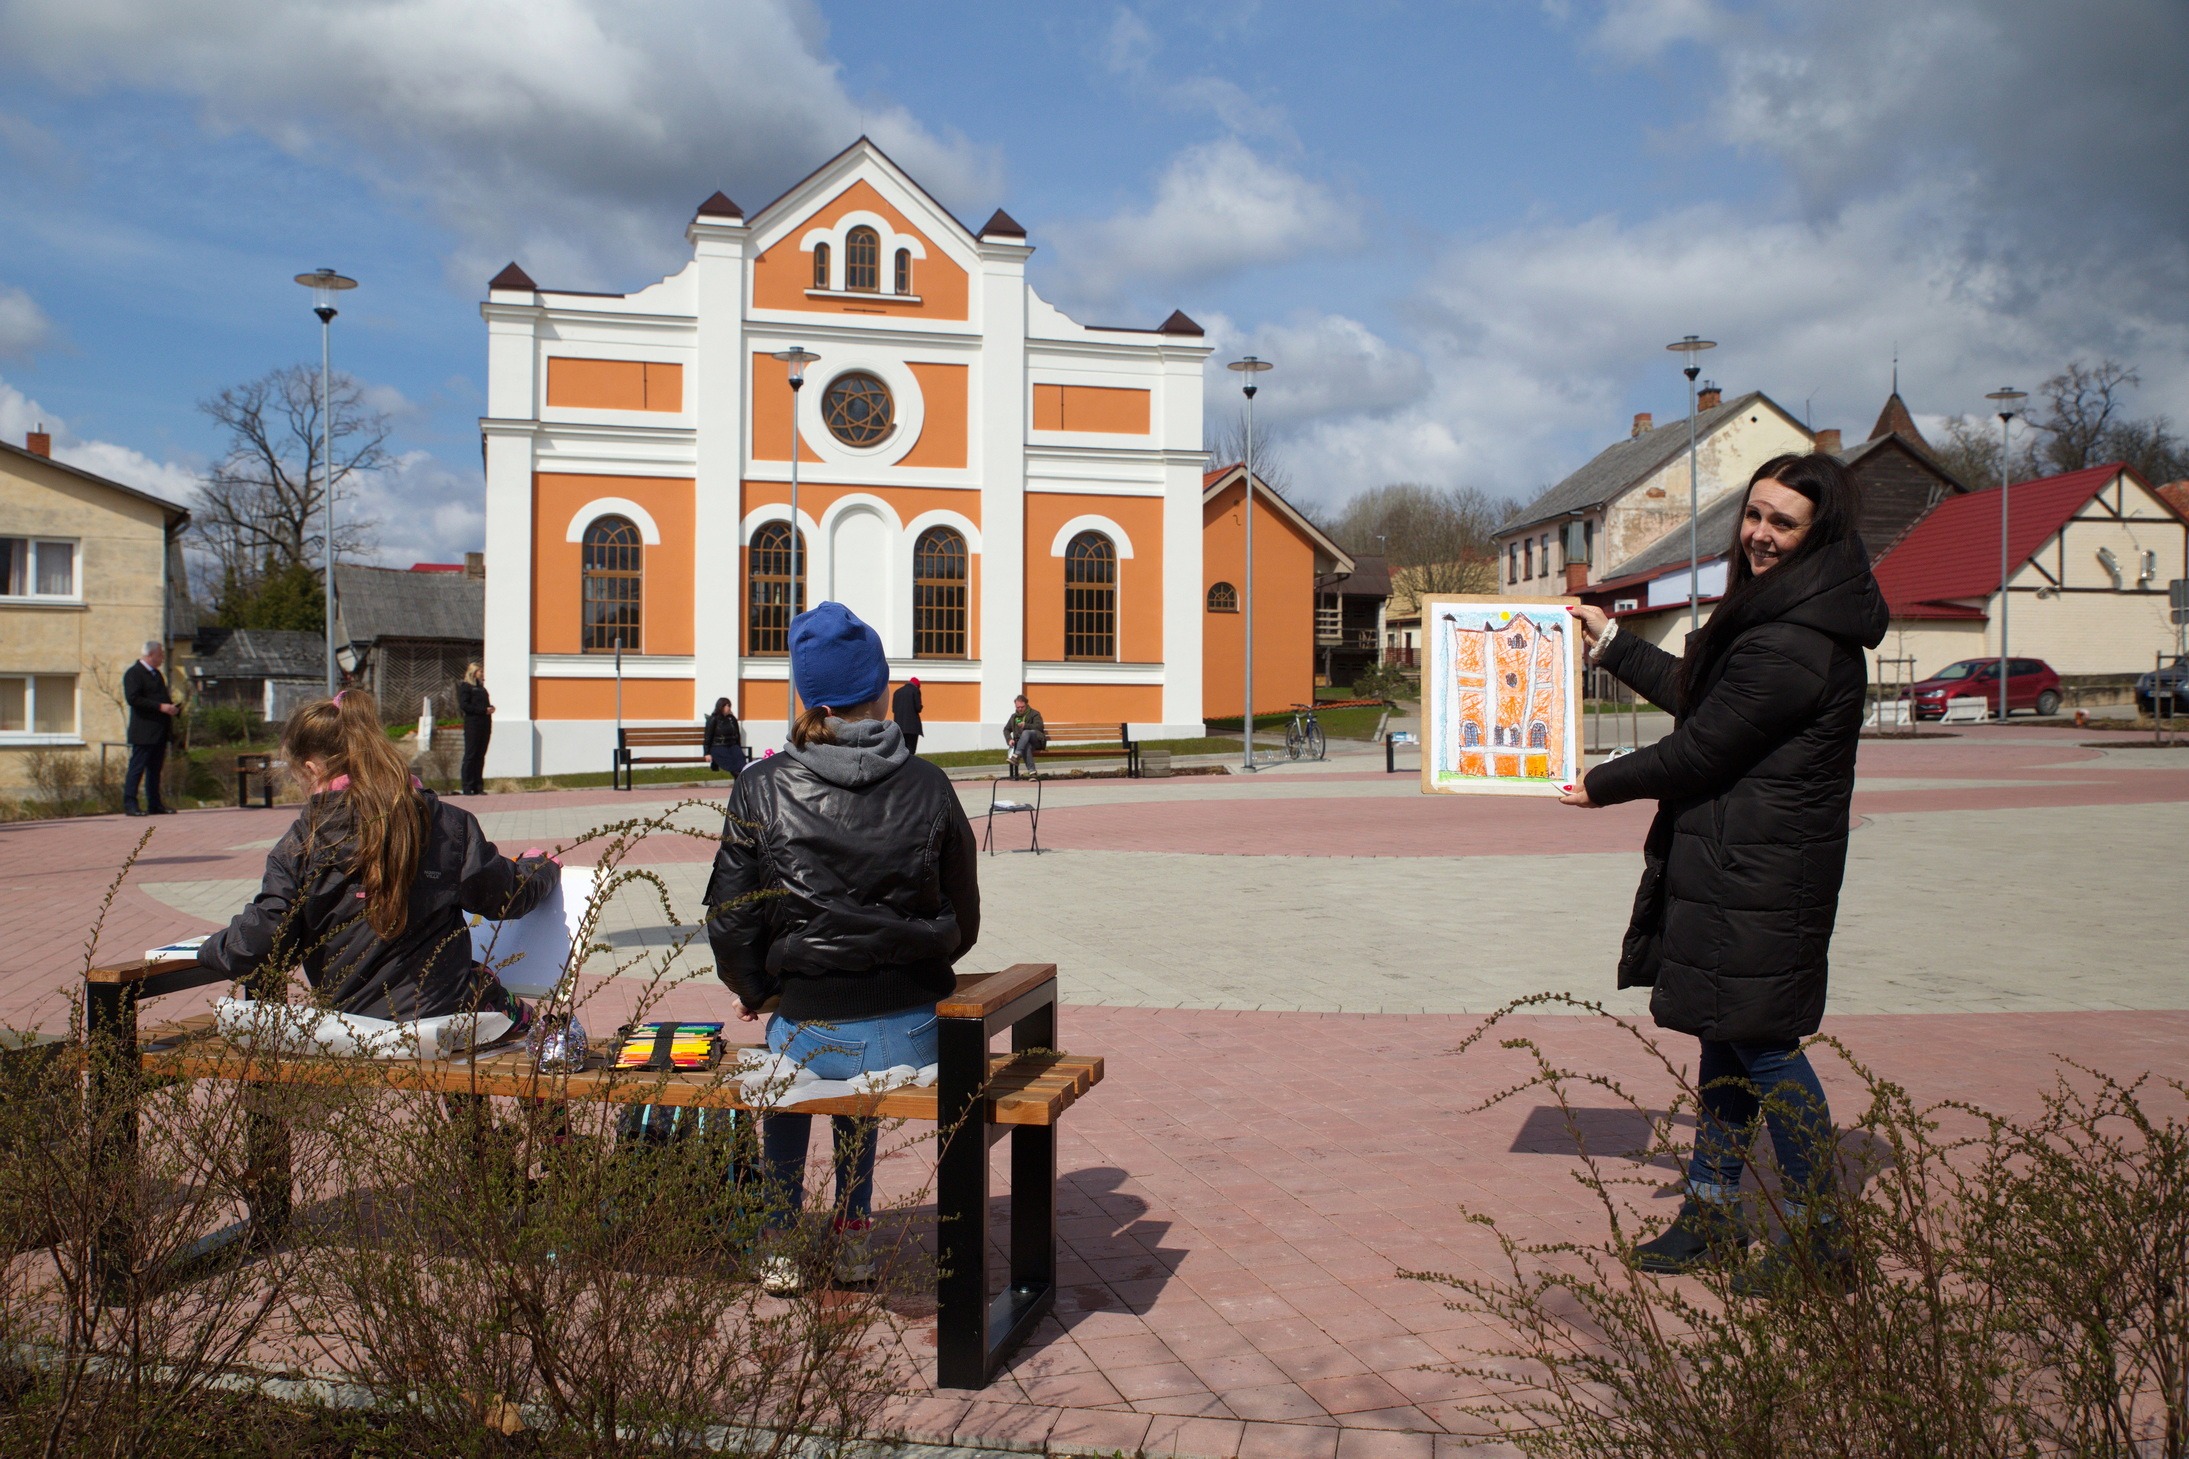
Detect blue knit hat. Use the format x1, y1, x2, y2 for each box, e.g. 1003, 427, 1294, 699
789, 601, 889, 712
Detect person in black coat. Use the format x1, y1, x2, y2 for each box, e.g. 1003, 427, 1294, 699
703, 696, 745, 774
1562, 452, 1887, 1284
890, 676, 923, 757
121, 640, 178, 816
456, 663, 493, 795
200, 690, 558, 1020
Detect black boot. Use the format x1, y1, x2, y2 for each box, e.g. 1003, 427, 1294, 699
1632, 1196, 1752, 1274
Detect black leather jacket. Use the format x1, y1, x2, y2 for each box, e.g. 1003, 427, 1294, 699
704, 720, 979, 1022
200, 789, 559, 1019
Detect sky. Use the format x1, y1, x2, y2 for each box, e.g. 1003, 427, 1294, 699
0, 0, 2184, 569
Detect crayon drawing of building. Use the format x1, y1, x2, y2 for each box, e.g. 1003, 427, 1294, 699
1443, 609, 1568, 781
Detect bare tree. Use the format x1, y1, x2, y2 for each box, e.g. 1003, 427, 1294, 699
1204, 406, 1292, 496
1932, 358, 2187, 489
1328, 481, 1514, 594
193, 365, 388, 595
2033, 359, 2138, 473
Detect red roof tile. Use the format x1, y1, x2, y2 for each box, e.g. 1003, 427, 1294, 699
1872, 462, 2127, 617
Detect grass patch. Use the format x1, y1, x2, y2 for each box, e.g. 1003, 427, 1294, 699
1205, 705, 1388, 740
920, 733, 1246, 769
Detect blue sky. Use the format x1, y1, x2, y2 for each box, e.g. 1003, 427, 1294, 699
1, 0, 2183, 570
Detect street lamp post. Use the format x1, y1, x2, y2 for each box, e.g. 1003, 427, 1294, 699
295, 268, 357, 696
1986, 388, 2027, 721
1665, 336, 1717, 640
1227, 355, 1273, 771
771, 347, 820, 708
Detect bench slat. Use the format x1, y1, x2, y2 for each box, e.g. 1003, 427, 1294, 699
938, 963, 1058, 1020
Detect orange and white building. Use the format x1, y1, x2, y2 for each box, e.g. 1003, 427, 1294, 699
478, 139, 1214, 775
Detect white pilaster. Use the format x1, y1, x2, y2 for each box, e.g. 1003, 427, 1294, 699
976, 244, 1032, 728
689, 211, 751, 722
1158, 344, 1211, 730
480, 291, 541, 777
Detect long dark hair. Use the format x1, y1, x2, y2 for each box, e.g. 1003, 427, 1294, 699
1677, 452, 1862, 706
283, 691, 428, 941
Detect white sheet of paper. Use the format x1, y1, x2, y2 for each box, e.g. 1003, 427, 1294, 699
213, 997, 512, 1061
465, 865, 596, 999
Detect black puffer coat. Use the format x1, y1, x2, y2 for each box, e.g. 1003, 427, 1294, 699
704, 717, 979, 1022
1584, 538, 1889, 1044
199, 789, 559, 1019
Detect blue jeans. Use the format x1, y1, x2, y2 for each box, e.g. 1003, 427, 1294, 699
1686, 1039, 1836, 1204
761, 1002, 938, 1223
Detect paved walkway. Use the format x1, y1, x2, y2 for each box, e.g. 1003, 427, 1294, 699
1, 723, 2183, 1456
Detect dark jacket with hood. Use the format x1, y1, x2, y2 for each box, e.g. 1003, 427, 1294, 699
704, 716, 979, 1023
704, 705, 743, 751
199, 788, 559, 1020
1583, 537, 1889, 1044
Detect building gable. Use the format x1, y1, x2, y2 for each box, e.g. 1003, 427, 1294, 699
747, 143, 975, 322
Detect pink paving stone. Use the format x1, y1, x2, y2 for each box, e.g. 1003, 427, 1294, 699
1048, 1407, 1156, 1457
1077, 1331, 1181, 1371
1331, 1406, 1440, 1432
1266, 1343, 1374, 1384
1236, 1419, 1343, 1459
1298, 1373, 1413, 1417
1131, 1390, 1241, 1418
1018, 1368, 1129, 1408
1179, 1350, 1292, 1392
1335, 1427, 1438, 1459
951, 1400, 1058, 1449
1145, 1414, 1250, 1459
1223, 1382, 1346, 1423
1109, 1360, 1216, 1402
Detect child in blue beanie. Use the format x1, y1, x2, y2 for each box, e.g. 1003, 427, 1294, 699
704, 601, 982, 1293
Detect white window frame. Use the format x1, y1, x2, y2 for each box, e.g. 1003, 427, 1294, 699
0, 536, 82, 603
0, 672, 82, 744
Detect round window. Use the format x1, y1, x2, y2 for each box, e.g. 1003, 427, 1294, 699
822, 371, 894, 446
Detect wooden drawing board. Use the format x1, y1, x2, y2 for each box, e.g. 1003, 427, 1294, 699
1418, 594, 1583, 797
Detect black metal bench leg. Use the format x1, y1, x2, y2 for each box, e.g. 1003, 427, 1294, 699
85, 980, 139, 1294
244, 1101, 293, 1250
935, 1014, 990, 1389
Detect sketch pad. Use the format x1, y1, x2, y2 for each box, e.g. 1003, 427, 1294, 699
465, 865, 596, 999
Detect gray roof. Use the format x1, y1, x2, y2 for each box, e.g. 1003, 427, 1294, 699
189, 628, 324, 681
334, 564, 483, 645
1334, 553, 1391, 598
1501, 391, 1792, 536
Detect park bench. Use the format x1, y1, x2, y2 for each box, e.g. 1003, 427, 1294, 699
81, 958, 1098, 1389
1020, 721, 1138, 777
613, 725, 712, 791
235, 753, 278, 808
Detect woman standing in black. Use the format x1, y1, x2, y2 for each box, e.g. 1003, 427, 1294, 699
1562, 452, 1887, 1286
456, 663, 493, 796
703, 695, 745, 774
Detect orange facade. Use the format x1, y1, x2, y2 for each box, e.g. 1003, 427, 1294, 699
1201, 479, 1317, 717
532, 677, 695, 720
532, 473, 695, 659
1022, 493, 1165, 663
1450, 613, 1568, 780
901, 363, 969, 468
749, 179, 969, 321
1020, 682, 1164, 723
1032, 384, 1151, 435
545, 357, 682, 412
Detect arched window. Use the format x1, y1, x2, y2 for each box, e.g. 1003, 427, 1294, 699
913, 527, 969, 658
747, 521, 806, 656
894, 248, 912, 295
1528, 721, 1548, 748
1206, 581, 1238, 613
582, 516, 643, 654
845, 227, 879, 291
811, 241, 830, 290
1063, 531, 1117, 661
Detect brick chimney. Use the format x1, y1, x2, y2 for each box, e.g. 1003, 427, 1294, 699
1631, 412, 1653, 438
25, 425, 50, 458
1697, 384, 1723, 410
1814, 427, 1843, 454
1564, 562, 1590, 593
463, 551, 485, 579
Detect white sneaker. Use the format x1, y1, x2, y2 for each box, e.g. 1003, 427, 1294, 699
756, 1253, 802, 1297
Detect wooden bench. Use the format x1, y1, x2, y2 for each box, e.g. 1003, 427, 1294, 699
613, 724, 713, 790
1021, 721, 1138, 777
81, 958, 1093, 1390
234, 753, 278, 808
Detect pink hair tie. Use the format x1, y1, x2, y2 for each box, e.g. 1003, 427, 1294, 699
333, 690, 346, 705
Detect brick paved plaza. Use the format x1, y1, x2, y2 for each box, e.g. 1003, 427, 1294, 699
2, 724, 2183, 1458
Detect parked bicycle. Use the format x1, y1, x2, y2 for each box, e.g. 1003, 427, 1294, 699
1284, 703, 1326, 761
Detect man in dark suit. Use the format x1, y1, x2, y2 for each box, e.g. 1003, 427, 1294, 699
122, 640, 178, 816
891, 676, 923, 758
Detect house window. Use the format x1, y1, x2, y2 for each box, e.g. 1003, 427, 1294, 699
894, 248, 912, 295
913, 526, 969, 657
0, 673, 77, 737
845, 227, 879, 292
812, 242, 830, 290
1541, 533, 1552, 575
581, 517, 643, 654
1528, 721, 1548, 748
822, 371, 894, 446
0, 538, 77, 599
1523, 538, 1533, 580
1507, 543, 1518, 585
1063, 531, 1117, 660
1206, 581, 1238, 613
1462, 720, 1480, 747
747, 522, 806, 656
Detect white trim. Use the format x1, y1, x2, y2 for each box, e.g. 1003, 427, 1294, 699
903, 509, 984, 552
798, 210, 929, 297
817, 492, 905, 535
1048, 515, 1135, 559
1021, 660, 1166, 685
531, 654, 695, 680
887, 656, 981, 682
739, 504, 822, 545
564, 498, 662, 545
794, 352, 928, 469
0, 535, 82, 603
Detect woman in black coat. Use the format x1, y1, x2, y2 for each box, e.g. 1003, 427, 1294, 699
1563, 452, 1887, 1282
703, 696, 745, 774
456, 663, 493, 796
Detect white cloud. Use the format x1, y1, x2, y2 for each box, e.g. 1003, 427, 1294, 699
1200, 310, 1428, 425
349, 449, 486, 567
0, 376, 202, 501
0, 285, 51, 359
0, 0, 1002, 290
1053, 138, 1360, 307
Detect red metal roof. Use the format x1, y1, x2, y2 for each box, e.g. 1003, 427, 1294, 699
1871, 463, 2129, 618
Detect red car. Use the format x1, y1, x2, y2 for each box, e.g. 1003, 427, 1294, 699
1907, 658, 2062, 719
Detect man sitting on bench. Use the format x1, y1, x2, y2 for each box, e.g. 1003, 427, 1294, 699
1003, 694, 1046, 780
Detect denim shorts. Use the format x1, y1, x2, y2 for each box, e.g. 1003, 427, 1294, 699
765, 1002, 939, 1080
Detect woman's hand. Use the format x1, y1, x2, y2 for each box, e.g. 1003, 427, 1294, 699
1573, 604, 1608, 645
734, 1005, 762, 1023
1558, 781, 1600, 808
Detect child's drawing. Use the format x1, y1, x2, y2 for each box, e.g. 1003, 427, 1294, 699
1420, 596, 1581, 796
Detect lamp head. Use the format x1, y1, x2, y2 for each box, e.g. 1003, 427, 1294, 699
772, 345, 820, 390
1228, 354, 1272, 399
1985, 386, 2027, 421
1666, 335, 1715, 383
294, 268, 357, 322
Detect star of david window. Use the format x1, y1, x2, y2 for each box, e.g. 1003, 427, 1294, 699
822, 372, 894, 446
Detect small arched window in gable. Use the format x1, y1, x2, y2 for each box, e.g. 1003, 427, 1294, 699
747, 521, 806, 656
1206, 582, 1238, 613
581, 516, 643, 654
894, 248, 912, 295
845, 227, 879, 292
811, 241, 830, 290
913, 527, 969, 658
1528, 721, 1548, 749
1462, 721, 1481, 747
1064, 531, 1118, 661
